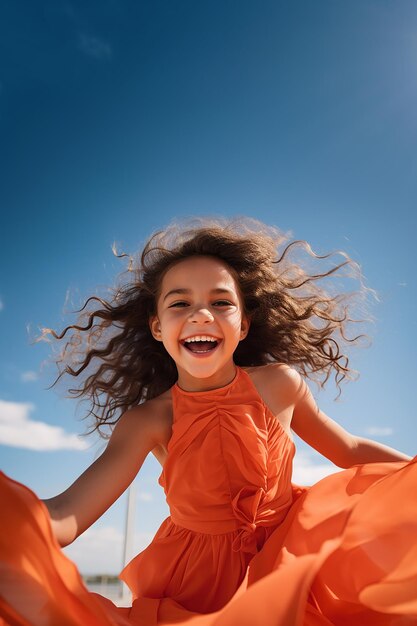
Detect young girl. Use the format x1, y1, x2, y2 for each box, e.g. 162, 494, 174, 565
1, 218, 416, 626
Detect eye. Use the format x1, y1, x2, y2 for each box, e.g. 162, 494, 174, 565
213, 300, 234, 307
169, 301, 189, 308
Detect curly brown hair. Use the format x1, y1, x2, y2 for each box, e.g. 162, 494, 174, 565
43, 217, 370, 436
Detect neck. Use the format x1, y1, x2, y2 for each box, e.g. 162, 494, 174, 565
176, 363, 238, 392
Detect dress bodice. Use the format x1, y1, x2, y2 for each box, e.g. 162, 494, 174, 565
158, 366, 296, 554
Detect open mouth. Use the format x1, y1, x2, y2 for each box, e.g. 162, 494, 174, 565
181, 336, 220, 354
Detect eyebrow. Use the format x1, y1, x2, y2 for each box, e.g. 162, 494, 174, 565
162, 288, 235, 302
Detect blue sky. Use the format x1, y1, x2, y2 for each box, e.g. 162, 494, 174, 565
0, 0, 416, 575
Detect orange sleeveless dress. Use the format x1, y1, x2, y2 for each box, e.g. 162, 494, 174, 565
1, 366, 417, 625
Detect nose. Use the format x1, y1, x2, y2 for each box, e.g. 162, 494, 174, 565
188, 306, 214, 323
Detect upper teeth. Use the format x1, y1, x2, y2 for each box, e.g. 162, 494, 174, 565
184, 336, 217, 343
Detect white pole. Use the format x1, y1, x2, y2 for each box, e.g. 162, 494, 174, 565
120, 481, 136, 605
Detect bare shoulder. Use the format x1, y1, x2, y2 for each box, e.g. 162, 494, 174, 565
244, 363, 304, 407
243, 363, 304, 434
109, 390, 173, 453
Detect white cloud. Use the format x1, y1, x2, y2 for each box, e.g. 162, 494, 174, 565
0, 298, 3, 311
21, 370, 38, 382
77, 33, 112, 60
0, 400, 88, 451
364, 426, 394, 437
292, 452, 339, 485
63, 525, 153, 575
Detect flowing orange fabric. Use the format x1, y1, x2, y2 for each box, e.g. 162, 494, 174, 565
1, 366, 417, 625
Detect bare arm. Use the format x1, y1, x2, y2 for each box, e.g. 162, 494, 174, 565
43, 402, 162, 547
283, 367, 411, 468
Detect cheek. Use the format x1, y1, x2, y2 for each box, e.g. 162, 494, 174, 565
159, 312, 182, 338
226, 310, 245, 330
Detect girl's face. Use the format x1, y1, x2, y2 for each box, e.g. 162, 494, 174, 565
150, 256, 250, 392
